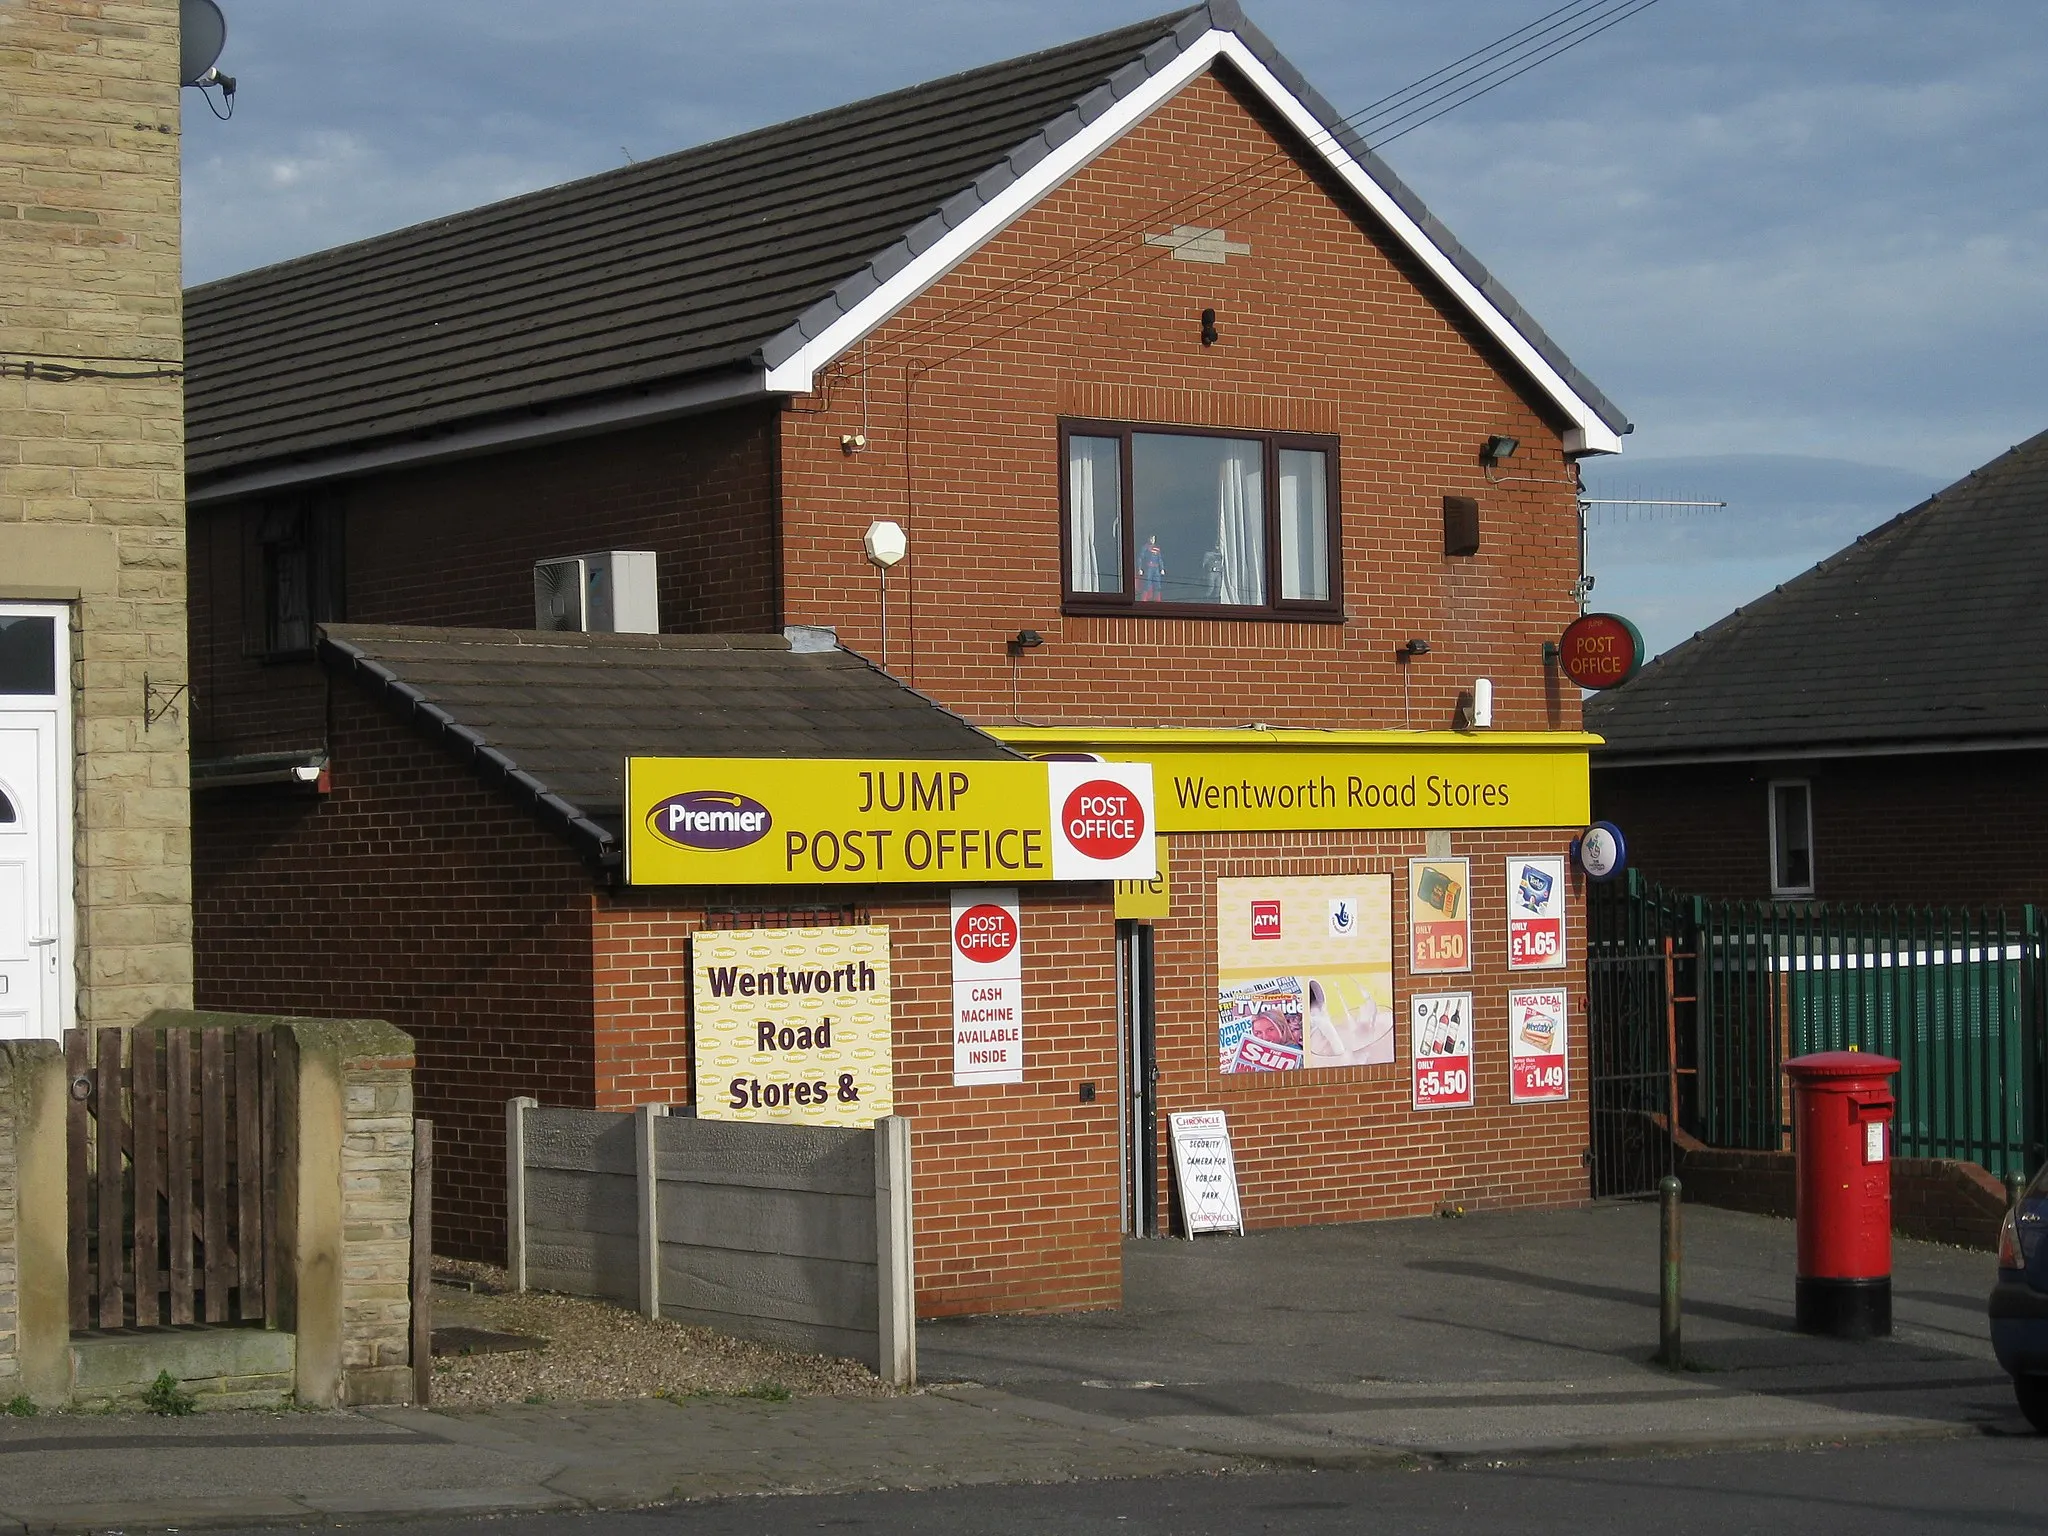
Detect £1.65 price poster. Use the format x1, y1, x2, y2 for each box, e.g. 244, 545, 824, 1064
1410, 991, 1474, 1111
1506, 856, 1567, 970
1508, 987, 1570, 1103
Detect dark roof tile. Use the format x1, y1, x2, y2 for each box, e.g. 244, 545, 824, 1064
317, 626, 1015, 857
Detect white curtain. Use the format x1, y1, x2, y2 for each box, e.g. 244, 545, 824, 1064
1278, 449, 1329, 601
1068, 436, 1121, 593
1215, 441, 1265, 606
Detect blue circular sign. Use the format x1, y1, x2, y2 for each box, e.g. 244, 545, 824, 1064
1573, 821, 1627, 880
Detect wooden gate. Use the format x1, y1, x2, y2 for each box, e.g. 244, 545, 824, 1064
64, 1026, 287, 1333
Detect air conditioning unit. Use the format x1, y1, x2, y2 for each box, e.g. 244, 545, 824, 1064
533, 551, 658, 634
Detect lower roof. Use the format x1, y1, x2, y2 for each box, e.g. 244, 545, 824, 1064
318, 625, 1015, 862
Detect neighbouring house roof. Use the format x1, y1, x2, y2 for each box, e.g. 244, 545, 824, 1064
1588, 429, 2048, 765
316, 625, 1015, 864
185, 2, 1627, 500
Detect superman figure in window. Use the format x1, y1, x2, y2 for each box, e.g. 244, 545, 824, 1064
1137, 534, 1166, 602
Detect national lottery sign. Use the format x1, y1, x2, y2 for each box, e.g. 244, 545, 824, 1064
625, 757, 1156, 886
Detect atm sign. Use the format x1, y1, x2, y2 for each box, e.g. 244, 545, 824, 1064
1558, 613, 1645, 690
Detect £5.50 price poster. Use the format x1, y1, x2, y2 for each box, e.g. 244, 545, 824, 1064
1508, 987, 1570, 1103
1408, 857, 1471, 974
1505, 855, 1568, 970
1410, 991, 1475, 1111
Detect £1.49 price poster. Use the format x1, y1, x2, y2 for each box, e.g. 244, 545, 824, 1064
1505, 855, 1567, 970
1410, 991, 1474, 1110
1508, 987, 1569, 1103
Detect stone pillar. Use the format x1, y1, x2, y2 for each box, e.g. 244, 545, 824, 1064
0, 1041, 71, 1406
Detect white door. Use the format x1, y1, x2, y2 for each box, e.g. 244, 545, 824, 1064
0, 604, 71, 1040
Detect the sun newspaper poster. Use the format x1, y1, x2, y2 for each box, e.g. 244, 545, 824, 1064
1216, 875, 1395, 1073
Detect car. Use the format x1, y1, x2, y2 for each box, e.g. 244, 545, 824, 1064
1991, 1163, 2048, 1431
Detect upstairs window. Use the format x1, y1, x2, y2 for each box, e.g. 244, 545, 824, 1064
1769, 779, 1815, 898
1061, 421, 1340, 617
257, 498, 345, 656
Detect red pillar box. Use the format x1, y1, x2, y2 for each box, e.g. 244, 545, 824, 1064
1784, 1050, 1900, 1338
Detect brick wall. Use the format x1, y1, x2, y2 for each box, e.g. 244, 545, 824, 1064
192, 685, 599, 1259
592, 886, 1124, 1318
193, 683, 1124, 1311
0, 0, 192, 1027
778, 69, 1586, 736
188, 406, 781, 760
1677, 1146, 2009, 1252
1154, 828, 1590, 1231
1594, 750, 2048, 906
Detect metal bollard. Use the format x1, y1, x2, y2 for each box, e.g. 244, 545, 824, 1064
1658, 1173, 1683, 1368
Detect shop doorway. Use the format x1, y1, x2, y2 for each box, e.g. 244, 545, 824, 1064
1117, 921, 1159, 1235
0, 605, 72, 1040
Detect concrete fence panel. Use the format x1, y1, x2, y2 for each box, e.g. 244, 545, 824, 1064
509, 1101, 915, 1384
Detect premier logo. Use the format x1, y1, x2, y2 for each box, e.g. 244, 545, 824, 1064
648, 790, 773, 851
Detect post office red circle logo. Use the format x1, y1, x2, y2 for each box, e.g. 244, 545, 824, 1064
1062, 779, 1146, 861
1558, 613, 1645, 690
953, 903, 1019, 963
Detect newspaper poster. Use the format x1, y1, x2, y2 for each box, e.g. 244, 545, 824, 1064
1169, 1110, 1245, 1237
1409, 857, 1472, 974
1509, 987, 1570, 1104
1507, 855, 1568, 970
1411, 990, 1475, 1110
951, 888, 1023, 1085
1216, 876, 1395, 1073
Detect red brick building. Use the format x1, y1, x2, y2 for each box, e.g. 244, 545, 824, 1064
186, 4, 1629, 1312
1590, 429, 2048, 908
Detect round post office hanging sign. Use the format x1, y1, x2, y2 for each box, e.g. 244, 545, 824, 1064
1557, 612, 1645, 689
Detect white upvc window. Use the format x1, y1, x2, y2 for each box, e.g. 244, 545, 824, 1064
1768, 779, 1815, 899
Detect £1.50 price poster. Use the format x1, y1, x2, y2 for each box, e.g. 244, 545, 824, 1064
1505, 855, 1568, 970
1408, 857, 1471, 974
1508, 987, 1570, 1103
1410, 991, 1475, 1110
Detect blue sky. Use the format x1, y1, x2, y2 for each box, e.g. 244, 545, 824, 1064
182, 2, 2048, 655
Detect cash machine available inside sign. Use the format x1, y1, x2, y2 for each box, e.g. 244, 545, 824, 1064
626, 757, 1157, 886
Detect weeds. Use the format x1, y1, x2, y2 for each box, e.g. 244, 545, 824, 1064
142, 1371, 197, 1417
2, 1394, 36, 1418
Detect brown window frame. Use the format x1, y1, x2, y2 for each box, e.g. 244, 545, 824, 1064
1058, 419, 1344, 621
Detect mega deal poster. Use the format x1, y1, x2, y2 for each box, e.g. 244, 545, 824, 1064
1216, 875, 1395, 1073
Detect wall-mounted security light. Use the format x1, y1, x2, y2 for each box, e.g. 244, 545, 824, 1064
1480, 434, 1520, 467
1201, 308, 1219, 347
1007, 628, 1044, 655
840, 433, 867, 455
1398, 637, 1432, 659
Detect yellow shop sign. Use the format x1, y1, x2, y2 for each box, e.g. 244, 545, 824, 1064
625, 756, 1157, 886
997, 730, 1593, 834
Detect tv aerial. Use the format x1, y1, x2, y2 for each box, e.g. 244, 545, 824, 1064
180, 0, 236, 118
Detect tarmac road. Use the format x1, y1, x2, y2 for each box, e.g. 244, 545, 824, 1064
215, 1434, 2048, 1536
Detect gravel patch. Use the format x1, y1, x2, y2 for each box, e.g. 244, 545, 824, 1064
427, 1261, 889, 1409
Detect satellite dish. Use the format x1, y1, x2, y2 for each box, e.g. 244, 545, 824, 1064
179, 0, 227, 87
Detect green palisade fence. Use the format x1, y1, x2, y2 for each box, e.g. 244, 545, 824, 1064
1591, 877, 2046, 1181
